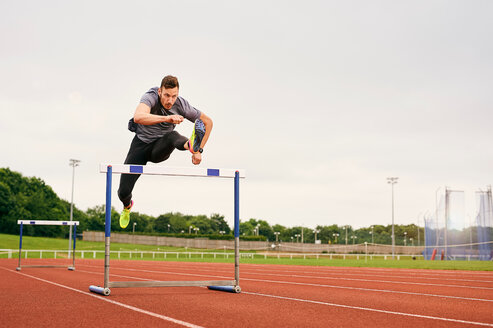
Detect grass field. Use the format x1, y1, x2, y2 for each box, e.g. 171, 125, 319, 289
1, 234, 492, 271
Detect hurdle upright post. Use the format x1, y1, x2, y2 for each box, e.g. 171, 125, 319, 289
234, 170, 240, 286
104, 165, 112, 292
69, 224, 77, 270
17, 223, 23, 271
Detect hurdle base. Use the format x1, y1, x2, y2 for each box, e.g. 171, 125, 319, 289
16, 267, 21, 271
207, 285, 242, 293
89, 285, 111, 296
16, 265, 70, 269
68, 267, 75, 271
108, 280, 236, 288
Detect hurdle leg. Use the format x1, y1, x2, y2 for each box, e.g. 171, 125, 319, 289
68, 224, 76, 270
234, 171, 240, 291
89, 165, 112, 296
208, 170, 241, 293
16, 223, 23, 271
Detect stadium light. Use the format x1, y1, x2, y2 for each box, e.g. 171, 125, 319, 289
274, 231, 280, 243
387, 177, 398, 259
313, 229, 320, 243
68, 159, 81, 253
351, 235, 357, 245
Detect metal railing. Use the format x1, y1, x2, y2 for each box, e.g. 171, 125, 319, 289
0, 249, 427, 261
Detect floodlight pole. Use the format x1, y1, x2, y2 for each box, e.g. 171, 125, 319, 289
445, 187, 449, 259
387, 177, 398, 259
68, 159, 81, 253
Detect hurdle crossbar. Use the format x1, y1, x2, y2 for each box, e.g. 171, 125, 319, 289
16, 220, 79, 271
99, 163, 246, 178
89, 164, 244, 296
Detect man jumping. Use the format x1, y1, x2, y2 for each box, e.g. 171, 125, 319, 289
117, 75, 213, 228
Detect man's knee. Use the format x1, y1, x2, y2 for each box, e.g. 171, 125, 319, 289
151, 153, 171, 163
118, 187, 132, 206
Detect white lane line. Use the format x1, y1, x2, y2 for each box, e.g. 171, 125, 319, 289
242, 277, 493, 303
242, 291, 493, 327
144, 263, 493, 285
100, 263, 493, 291
154, 261, 493, 277
0, 267, 204, 328
242, 263, 493, 277
238, 272, 493, 290
225, 267, 493, 283
77, 265, 493, 303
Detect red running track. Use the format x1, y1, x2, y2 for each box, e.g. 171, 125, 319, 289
0, 258, 492, 327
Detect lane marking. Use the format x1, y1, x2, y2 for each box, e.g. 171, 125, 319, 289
98, 263, 493, 291
225, 266, 493, 283
0, 267, 204, 328
243, 263, 493, 277
77, 265, 493, 303
151, 263, 493, 284
242, 291, 493, 327
242, 277, 493, 303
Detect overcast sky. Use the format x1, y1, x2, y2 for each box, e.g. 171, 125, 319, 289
1, 1, 492, 230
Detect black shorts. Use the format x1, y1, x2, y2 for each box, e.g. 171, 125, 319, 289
117, 132, 188, 206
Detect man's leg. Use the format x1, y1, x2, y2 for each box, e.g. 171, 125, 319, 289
150, 131, 188, 163
118, 136, 150, 207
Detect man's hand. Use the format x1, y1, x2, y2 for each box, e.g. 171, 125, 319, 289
192, 153, 202, 165
166, 115, 184, 124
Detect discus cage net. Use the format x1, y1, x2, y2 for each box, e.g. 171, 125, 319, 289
424, 186, 493, 260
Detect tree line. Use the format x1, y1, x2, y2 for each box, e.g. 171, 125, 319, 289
0, 167, 426, 244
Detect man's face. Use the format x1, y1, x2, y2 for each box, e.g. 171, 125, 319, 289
158, 87, 179, 109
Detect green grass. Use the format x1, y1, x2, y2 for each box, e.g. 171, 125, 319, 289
1, 234, 492, 271
0, 233, 220, 253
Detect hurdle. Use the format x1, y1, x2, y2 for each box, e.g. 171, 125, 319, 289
89, 164, 245, 296
16, 220, 79, 271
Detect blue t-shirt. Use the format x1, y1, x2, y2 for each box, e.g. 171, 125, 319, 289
135, 87, 201, 143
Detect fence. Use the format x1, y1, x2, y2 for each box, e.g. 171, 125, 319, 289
0, 249, 424, 261
83, 231, 425, 255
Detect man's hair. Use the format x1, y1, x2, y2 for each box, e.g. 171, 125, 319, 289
161, 75, 179, 89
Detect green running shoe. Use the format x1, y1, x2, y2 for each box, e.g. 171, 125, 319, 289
119, 200, 133, 229
189, 119, 205, 153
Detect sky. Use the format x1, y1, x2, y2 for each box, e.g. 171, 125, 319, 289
1, 0, 492, 230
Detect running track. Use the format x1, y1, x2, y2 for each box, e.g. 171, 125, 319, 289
1, 259, 492, 327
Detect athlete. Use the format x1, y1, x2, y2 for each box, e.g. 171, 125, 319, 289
117, 75, 212, 228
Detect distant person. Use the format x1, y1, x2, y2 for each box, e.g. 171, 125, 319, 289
117, 75, 213, 228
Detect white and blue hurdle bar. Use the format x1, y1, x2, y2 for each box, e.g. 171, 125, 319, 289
16, 220, 79, 271
89, 164, 245, 296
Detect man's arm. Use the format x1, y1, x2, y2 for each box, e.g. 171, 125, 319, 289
133, 103, 184, 125
191, 112, 213, 165
198, 112, 213, 149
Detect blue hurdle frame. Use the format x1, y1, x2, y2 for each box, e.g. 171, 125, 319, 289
89, 164, 244, 296
16, 220, 79, 271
